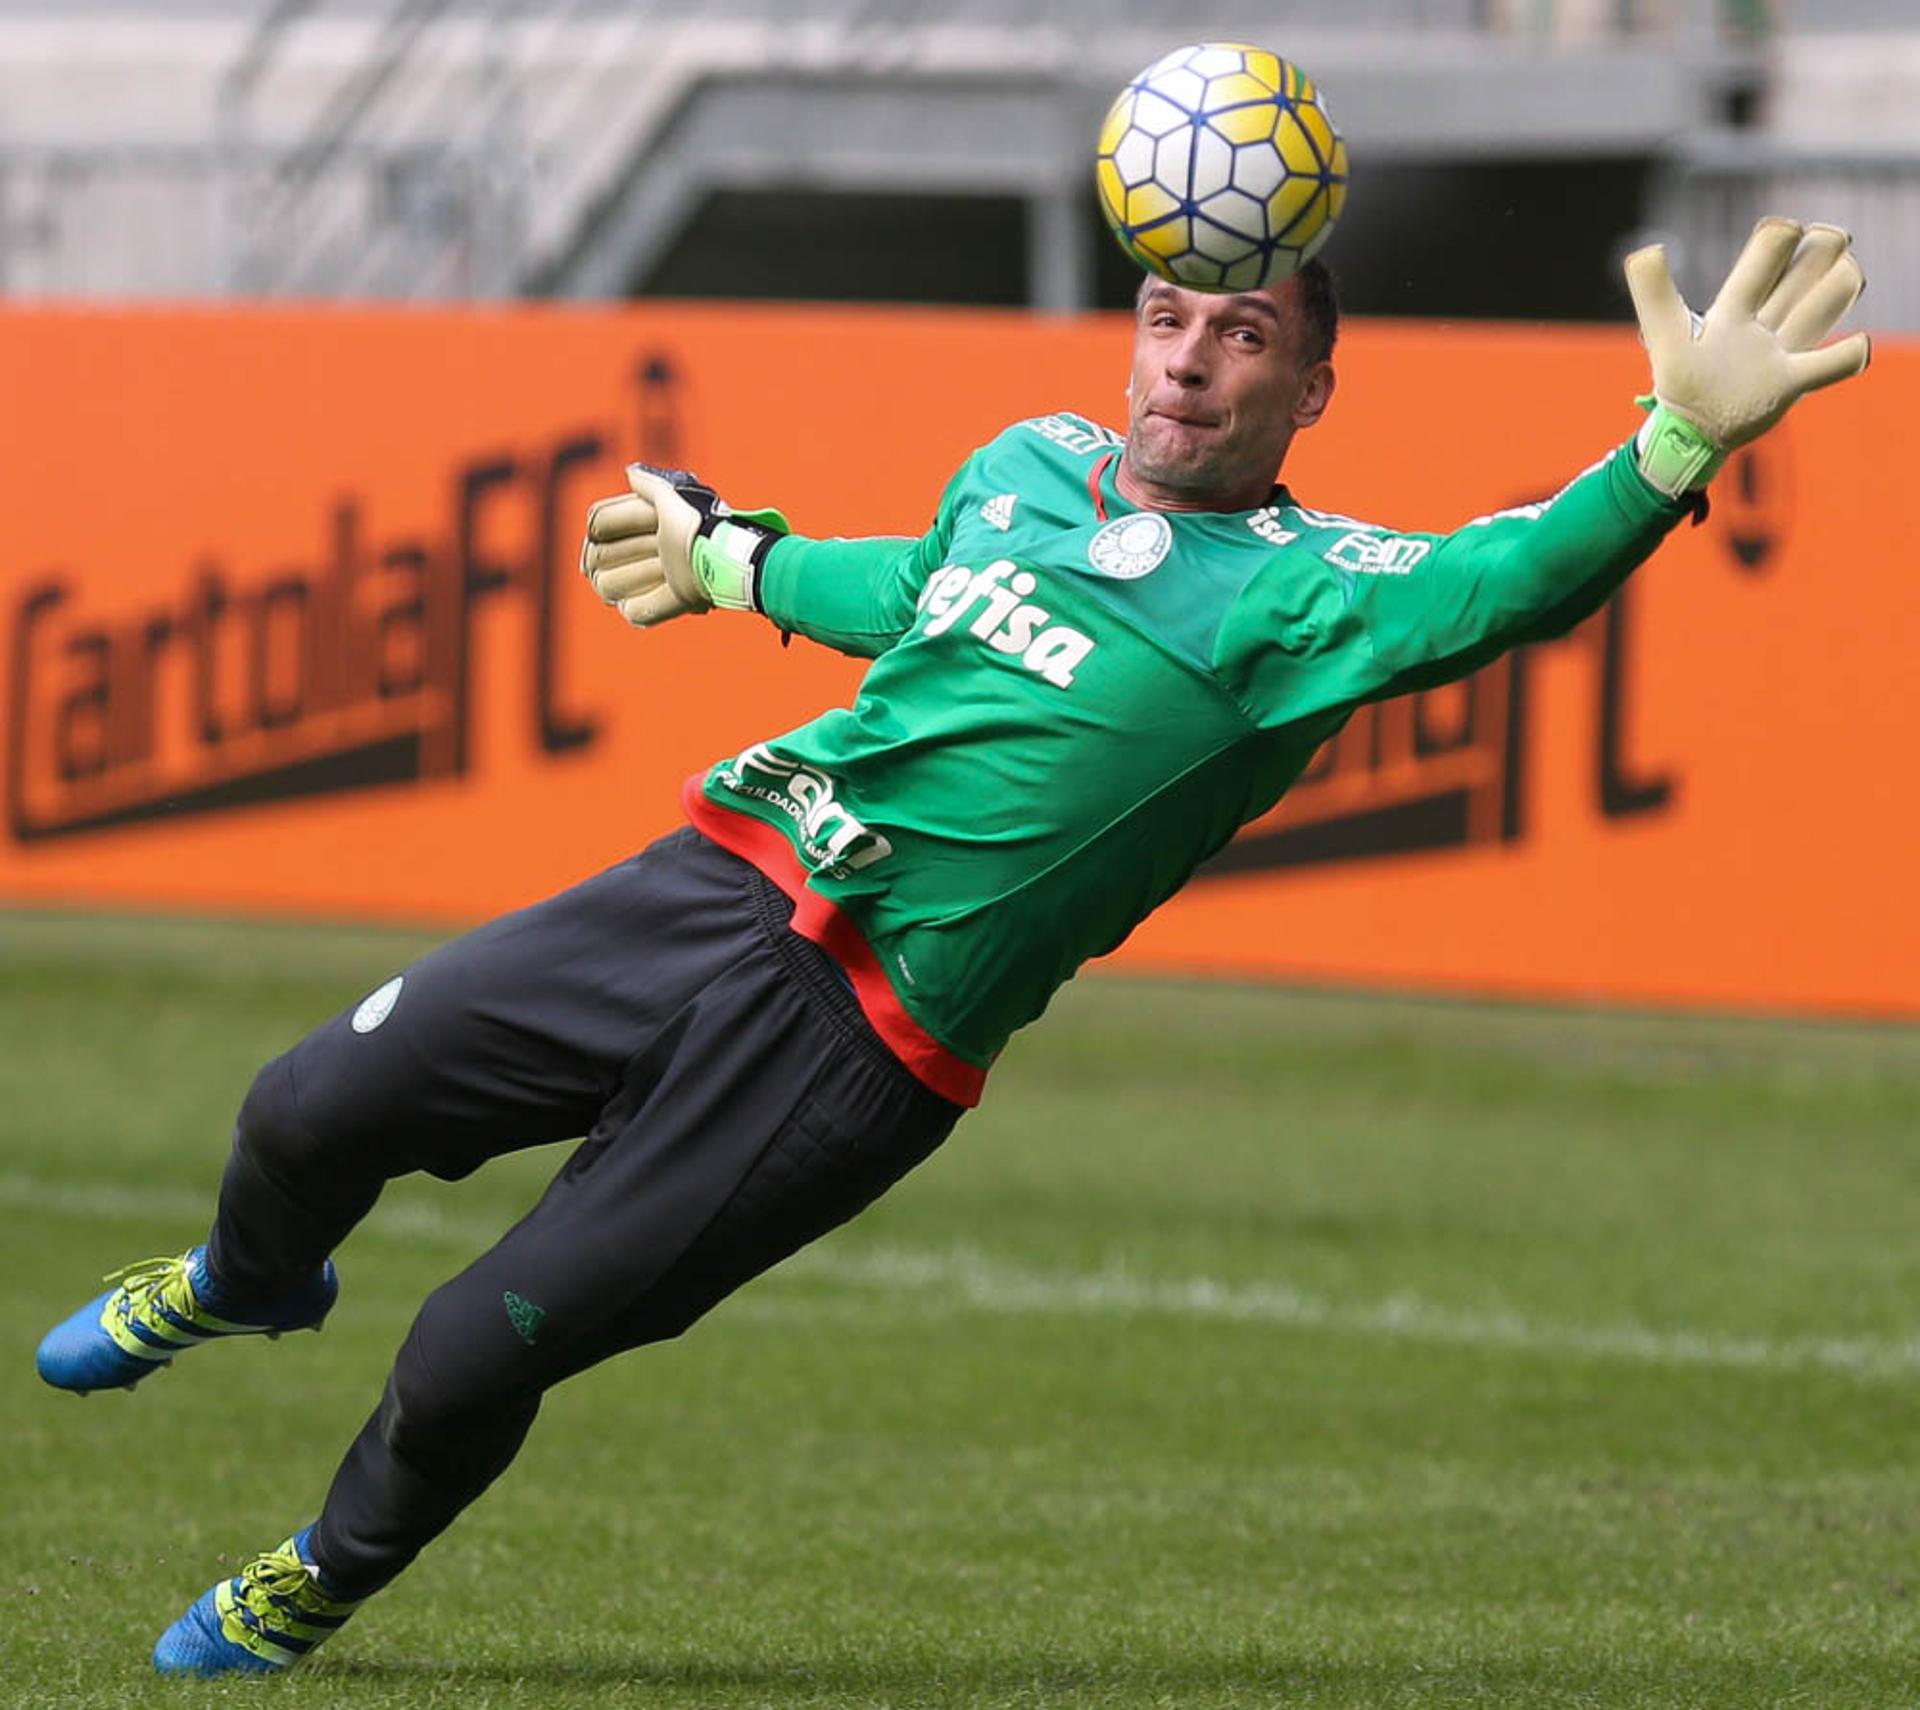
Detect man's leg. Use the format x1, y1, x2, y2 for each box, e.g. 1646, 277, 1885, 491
155, 856, 960, 1672
311, 876, 959, 1594
38, 827, 740, 1395
206, 826, 753, 1298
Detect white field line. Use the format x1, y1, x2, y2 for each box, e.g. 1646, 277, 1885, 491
5, 1171, 1917, 1383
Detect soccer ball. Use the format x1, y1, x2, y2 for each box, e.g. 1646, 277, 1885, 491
1095, 42, 1349, 292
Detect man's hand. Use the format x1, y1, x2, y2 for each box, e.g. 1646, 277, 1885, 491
579, 465, 790, 629
1625, 217, 1871, 497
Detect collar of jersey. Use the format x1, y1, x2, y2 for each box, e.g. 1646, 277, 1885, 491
1094, 451, 1294, 524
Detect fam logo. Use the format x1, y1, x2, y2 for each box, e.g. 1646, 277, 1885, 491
4, 353, 686, 843
1322, 531, 1431, 576
1087, 513, 1172, 580
712, 743, 893, 877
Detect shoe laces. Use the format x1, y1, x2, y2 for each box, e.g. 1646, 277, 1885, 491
101, 1253, 198, 1329
229, 1540, 359, 1630
232, 1544, 321, 1623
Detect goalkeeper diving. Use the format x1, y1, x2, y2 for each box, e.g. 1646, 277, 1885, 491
35, 219, 1869, 1675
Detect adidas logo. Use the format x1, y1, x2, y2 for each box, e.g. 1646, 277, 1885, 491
979, 493, 1018, 531
502, 1290, 546, 1345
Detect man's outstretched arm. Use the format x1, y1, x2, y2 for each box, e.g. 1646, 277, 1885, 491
578, 463, 962, 659
1337, 218, 1871, 700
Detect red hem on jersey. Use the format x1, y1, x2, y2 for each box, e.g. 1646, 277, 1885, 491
681, 775, 987, 1109
1088, 451, 1114, 521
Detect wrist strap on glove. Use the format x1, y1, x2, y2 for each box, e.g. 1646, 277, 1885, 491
1633, 397, 1726, 499
691, 508, 789, 611
627, 463, 791, 613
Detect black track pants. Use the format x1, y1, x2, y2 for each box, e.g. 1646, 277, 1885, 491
205, 826, 963, 1594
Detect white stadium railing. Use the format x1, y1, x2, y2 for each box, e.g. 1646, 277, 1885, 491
1647, 136, 1920, 333
0, 0, 1912, 325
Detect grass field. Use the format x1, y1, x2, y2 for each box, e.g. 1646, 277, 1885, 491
3, 908, 1918, 1709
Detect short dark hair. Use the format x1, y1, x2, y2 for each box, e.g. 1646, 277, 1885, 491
1132, 259, 1340, 370
1290, 258, 1340, 369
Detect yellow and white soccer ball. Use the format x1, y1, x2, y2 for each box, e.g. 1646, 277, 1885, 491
1095, 42, 1349, 292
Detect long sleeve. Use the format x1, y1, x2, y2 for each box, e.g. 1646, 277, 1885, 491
1344, 440, 1691, 699
1217, 438, 1693, 726
756, 533, 942, 659
755, 460, 972, 659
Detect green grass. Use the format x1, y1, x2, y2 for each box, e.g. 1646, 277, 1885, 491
2, 908, 1918, 1708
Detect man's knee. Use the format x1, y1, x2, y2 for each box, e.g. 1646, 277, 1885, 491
233, 1031, 423, 1185
381, 1295, 541, 1478
233, 1052, 322, 1179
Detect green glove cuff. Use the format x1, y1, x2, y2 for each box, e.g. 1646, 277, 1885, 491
687, 507, 791, 612
1634, 398, 1726, 498
728, 505, 792, 533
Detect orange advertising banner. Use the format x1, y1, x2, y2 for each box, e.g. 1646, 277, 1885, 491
0, 303, 1911, 1018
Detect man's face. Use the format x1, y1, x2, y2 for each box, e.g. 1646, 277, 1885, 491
1119, 277, 1335, 513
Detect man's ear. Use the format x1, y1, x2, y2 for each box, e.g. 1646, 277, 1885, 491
1292, 361, 1336, 430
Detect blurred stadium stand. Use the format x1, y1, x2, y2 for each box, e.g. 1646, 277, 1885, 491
0, 0, 1911, 326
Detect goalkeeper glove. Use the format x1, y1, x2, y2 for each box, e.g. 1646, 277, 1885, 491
579, 463, 790, 629
1624, 217, 1871, 498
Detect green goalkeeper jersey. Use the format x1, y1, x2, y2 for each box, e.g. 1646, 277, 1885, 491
683, 411, 1688, 1103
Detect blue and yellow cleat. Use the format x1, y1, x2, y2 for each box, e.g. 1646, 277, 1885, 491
153, 1527, 364, 1677
35, 1246, 337, 1395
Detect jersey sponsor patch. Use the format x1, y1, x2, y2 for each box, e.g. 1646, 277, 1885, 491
1087, 513, 1172, 580
1247, 508, 1299, 548
711, 744, 894, 876
915, 561, 1095, 687
980, 493, 1019, 531
1322, 531, 1431, 576
351, 975, 403, 1034
1023, 413, 1122, 457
